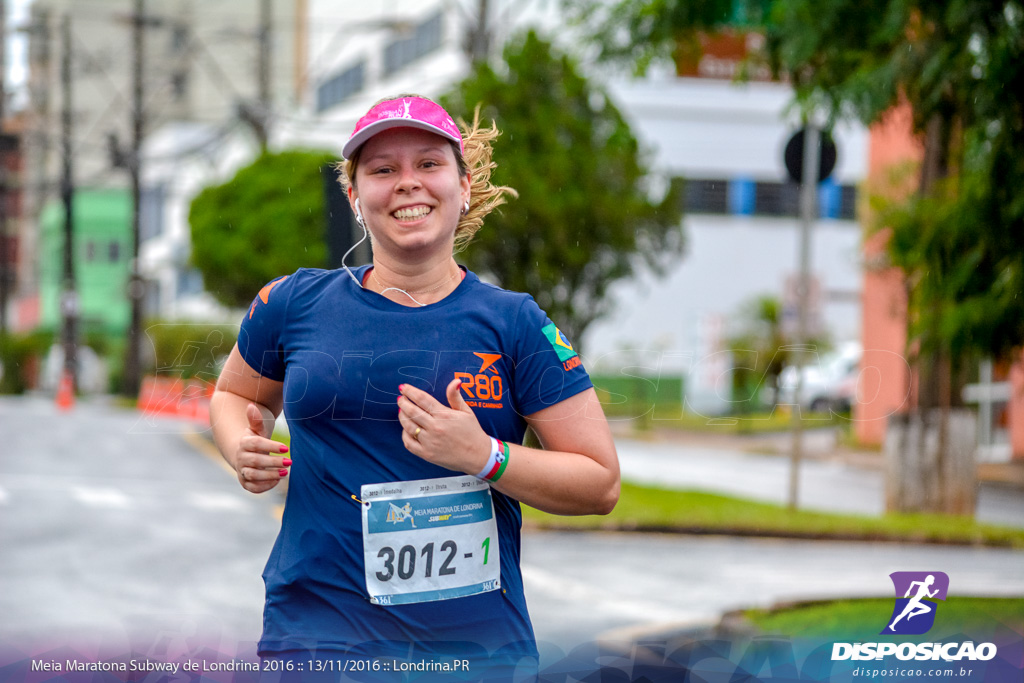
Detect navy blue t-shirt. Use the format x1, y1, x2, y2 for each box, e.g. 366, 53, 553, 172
237, 266, 592, 660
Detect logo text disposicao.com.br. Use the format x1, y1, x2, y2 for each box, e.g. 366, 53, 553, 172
830, 571, 997, 666
847, 665, 981, 680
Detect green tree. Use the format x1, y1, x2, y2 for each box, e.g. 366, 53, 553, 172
442, 31, 684, 344
765, 0, 1024, 382
567, 0, 772, 74
726, 295, 790, 413
189, 150, 335, 308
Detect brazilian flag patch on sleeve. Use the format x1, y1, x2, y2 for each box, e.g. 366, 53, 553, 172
541, 323, 578, 362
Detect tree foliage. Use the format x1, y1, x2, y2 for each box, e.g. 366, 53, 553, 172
725, 295, 790, 410
442, 31, 683, 344
567, 0, 773, 74
189, 150, 335, 308
765, 0, 1024, 370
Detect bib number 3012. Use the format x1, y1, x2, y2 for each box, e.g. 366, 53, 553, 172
361, 476, 501, 606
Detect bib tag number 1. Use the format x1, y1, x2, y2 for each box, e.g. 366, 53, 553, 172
360, 475, 501, 606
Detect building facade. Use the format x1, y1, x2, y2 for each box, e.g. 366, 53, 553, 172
19, 0, 301, 328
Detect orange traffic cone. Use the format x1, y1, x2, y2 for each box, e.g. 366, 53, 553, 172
56, 370, 75, 411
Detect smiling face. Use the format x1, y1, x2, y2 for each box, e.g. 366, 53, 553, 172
347, 127, 470, 260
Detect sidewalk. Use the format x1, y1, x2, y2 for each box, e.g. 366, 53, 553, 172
608, 421, 1024, 528
613, 420, 1024, 485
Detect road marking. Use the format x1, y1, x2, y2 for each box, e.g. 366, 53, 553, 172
72, 486, 131, 508
187, 491, 249, 512
181, 431, 236, 477
181, 429, 286, 521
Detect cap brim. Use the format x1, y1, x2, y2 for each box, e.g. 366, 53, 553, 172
342, 119, 462, 159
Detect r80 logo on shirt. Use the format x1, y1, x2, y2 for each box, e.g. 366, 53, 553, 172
456, 353, 504, 409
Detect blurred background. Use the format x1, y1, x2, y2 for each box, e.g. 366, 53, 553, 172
0, 0, 1022, 673
2, 0, 1022, 472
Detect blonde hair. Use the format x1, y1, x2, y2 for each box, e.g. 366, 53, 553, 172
337, 95, 518, 252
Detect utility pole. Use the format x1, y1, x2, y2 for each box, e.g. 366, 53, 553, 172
0, 0, 8, 337
121, 0, 146, 397
258, 0, 271, 132
60, 13, 79, 389
468, 0, 490, 65
240, 0, 273, 149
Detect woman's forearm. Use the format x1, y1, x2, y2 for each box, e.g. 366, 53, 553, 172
486, 443, 620, 516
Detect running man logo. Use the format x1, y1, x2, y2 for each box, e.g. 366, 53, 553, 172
882, 571, 949, 635
386, 502, 416, 528
541, 323, 582, 371
248, 275, 289, 319
456, 352, 504, 409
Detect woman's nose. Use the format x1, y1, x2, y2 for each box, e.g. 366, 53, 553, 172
394, 165, 421, 192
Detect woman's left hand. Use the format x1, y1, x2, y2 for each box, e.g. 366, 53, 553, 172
398, 379, 491, 474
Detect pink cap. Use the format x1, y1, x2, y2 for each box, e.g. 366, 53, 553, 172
343, 96, 464, 159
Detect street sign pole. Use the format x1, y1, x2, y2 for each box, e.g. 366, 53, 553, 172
787, 124, 821, 510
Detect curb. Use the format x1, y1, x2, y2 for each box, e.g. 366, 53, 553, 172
521, 522, 1023, 549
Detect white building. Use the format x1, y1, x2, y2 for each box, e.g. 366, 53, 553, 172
582, 77, 867, 413
22, 0, 302, 326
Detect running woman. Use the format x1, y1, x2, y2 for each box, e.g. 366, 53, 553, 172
210, 94, 620, 681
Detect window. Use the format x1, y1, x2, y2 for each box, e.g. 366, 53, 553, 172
683, 179, 728, 214
729, 178, 756, 215
839, 184, 858, 220
171, 24, 189, 53
316, 61, 365, 112
171, 71, 189, 100
678, 176, 859, 219
140, 184, 166, 242
382, 12, 443, 75
753, 182, 801, 216
176, 268, 204, 297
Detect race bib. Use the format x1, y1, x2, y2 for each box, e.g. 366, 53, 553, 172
360, 475, 501, 606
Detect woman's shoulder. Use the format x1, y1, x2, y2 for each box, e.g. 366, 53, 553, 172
247, 267, 356, 314
465, 270, 537, 311
264, 266, 357, 293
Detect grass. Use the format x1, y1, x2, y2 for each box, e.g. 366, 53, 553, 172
745, 597, 1024, 640
522, 482, 1024, 548
596, 397, 847, 436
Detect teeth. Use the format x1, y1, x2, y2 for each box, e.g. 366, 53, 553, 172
393, 206, 431, 220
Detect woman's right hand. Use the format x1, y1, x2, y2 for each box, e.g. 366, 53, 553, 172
234, 403, 291, 494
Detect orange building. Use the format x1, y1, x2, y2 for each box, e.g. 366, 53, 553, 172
855, 106, 1024, 461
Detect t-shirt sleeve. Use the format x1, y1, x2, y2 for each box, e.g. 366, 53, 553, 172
236, 274, 293, 381
511, 296, 594, 416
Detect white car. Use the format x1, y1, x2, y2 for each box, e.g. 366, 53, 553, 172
776, 341, 862, 413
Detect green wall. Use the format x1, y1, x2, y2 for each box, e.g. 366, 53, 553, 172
39, 190, 132, 335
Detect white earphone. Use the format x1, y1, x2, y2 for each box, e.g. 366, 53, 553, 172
354, 198, 365, 227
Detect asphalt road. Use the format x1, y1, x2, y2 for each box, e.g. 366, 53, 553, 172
0, 395, 277, 655
2, 395, 1022, 665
